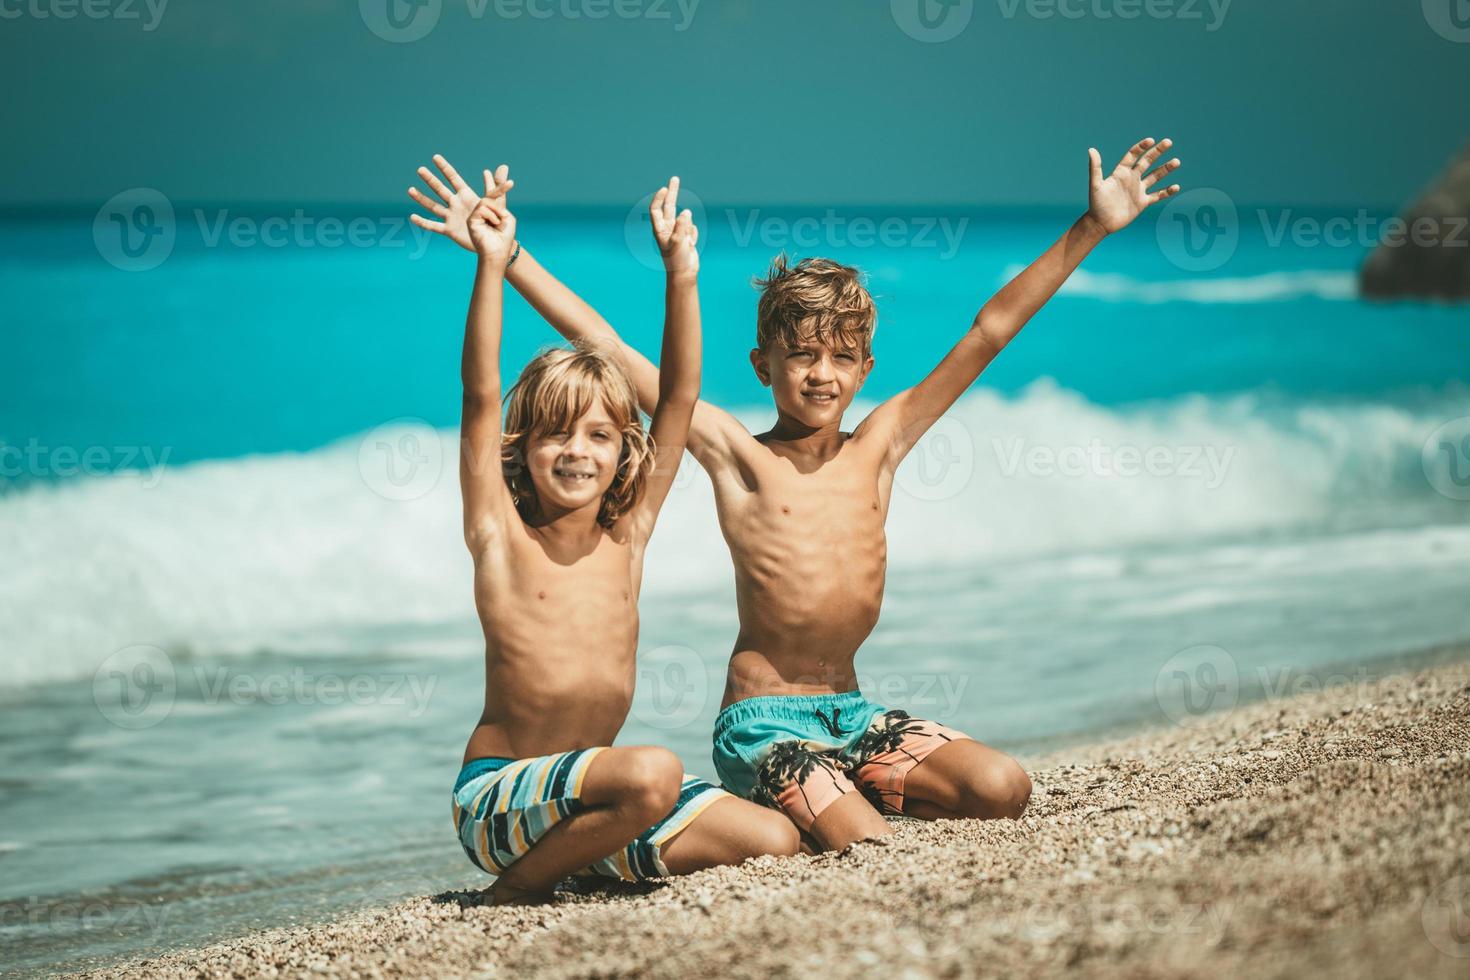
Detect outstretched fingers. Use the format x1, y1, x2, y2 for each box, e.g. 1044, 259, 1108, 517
407, 186, 447, 218
1142, 157, 1182, 189
408, 212, 447, 234
417, 165, 454, 203
432, 154, 471, 193
1118, 137, 1156, 171
650, 186, 669, 235
1147, 183, 1183, 204
1136, 137, 1173, 171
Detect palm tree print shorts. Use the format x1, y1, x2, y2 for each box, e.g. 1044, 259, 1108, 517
711, 691, 971, 832
452, 747, 727, 882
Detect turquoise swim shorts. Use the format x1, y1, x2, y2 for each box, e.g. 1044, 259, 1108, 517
712, 691, 970, 832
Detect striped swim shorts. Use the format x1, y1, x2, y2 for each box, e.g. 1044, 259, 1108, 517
451, 746, 727, 882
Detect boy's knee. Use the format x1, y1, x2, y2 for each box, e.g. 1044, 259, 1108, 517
619, 746, 683, 818
749, 811, 801, 858
961, 756, 1031, 819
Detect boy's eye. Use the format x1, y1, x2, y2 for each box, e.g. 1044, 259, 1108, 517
836, 352, 856, 363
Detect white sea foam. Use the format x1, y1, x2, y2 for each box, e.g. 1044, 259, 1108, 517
1008, 266, 1359, 304
1, 384, 1465, 689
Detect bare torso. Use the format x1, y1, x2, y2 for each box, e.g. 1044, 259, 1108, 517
462, 523, 643, 764
713, 430, 894, 707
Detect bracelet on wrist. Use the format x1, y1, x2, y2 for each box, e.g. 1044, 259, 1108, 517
505, 240, 522, 269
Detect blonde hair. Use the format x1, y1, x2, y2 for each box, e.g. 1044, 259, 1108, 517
753, 254, 876, 358
501, 344, 653, 528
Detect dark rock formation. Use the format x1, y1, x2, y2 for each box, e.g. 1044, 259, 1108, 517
1360, 143, 1470, 301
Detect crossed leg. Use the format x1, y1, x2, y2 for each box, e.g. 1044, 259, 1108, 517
489, 745, 681, 903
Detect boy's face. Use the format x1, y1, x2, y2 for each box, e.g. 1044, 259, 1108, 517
525, 400, 625, 516
750, 332, 874, 429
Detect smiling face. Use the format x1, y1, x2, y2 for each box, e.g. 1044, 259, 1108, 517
501, 345, 653, 528
751, 332, 874, 428
524, 400, 625, 515
750, 255, 877, 430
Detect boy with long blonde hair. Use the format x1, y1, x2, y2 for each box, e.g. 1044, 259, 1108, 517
441, 166, 797, 903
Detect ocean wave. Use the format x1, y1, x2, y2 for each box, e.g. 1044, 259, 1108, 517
1010, 267, 1359, 304
1, 383, 1464, 689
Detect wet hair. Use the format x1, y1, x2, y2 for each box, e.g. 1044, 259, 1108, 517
500, 343, 653, 528
753, 254, 876, 359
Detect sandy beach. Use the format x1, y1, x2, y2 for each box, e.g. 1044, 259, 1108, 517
69, 653, 1470, 979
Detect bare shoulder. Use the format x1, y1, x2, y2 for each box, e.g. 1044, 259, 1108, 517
690, 400, 761, 470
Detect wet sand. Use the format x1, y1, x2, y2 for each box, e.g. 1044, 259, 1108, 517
73, 656, 1470, 979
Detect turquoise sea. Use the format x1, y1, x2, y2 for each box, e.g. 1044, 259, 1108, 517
2, 204, 1469, 975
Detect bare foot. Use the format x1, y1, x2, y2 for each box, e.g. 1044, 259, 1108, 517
487, 878, 552, 907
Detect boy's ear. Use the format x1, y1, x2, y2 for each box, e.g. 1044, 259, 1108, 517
749, 347, 771, 387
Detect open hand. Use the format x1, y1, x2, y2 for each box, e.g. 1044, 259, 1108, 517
1087, 138, 1183, 234
465, 167, 517, 268
409, 154, 492, 252
649, 176, 699, 275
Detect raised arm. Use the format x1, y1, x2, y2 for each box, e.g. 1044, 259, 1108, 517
410, 156, 748, 466
457, 168, 520, 549
619, 179, 701, 541
856, 138, 1183, 469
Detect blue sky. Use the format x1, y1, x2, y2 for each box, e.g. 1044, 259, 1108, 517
3, 0, 1468, 209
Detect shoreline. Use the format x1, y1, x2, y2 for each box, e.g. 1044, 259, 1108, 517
62, 647, 1470, 978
